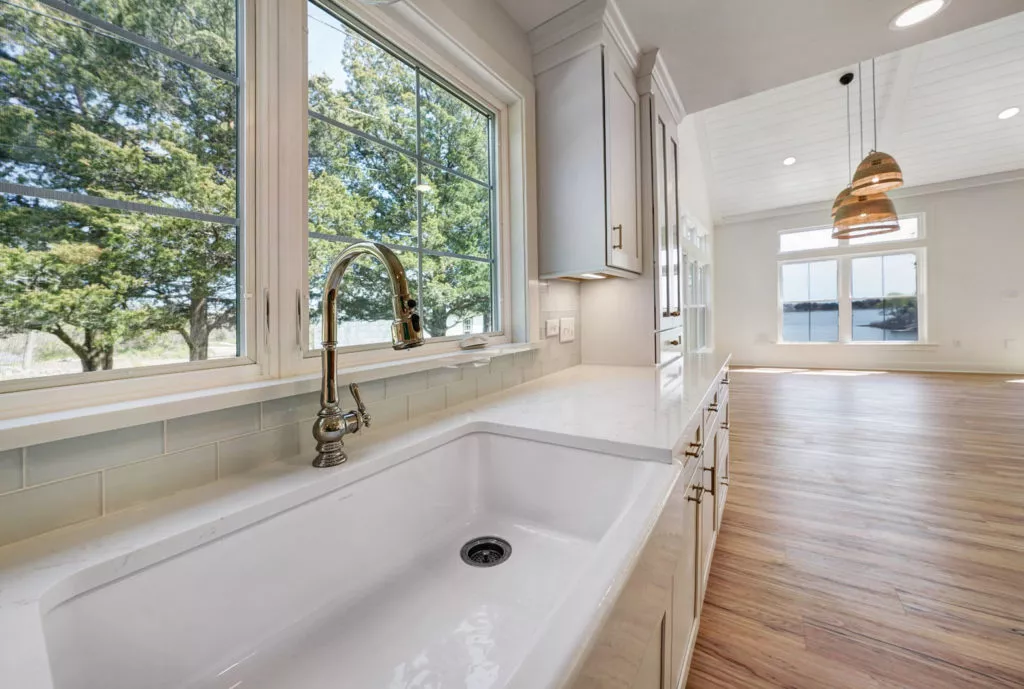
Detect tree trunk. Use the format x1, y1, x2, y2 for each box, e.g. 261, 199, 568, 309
188, 294, 210, 361
52, 327, 114, 372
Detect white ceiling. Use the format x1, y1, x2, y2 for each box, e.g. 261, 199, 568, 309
701, 11, 1024, 221
497, 0, 1024, 113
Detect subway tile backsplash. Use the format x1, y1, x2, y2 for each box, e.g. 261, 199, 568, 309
0, 281, 581, 548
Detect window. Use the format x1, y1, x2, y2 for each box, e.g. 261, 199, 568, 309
780, 260, 839, 342
779, 228, 838, 253
684, 259, 709, 351
1, 0, 246, 384
306, 1, 497, 350
851, 253, 918, 341
776, 216, 924, 344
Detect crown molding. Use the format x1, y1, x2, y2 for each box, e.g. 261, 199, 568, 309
637, 49, 685, 124
528, 0, 641, 75
718, 169, 1024, 226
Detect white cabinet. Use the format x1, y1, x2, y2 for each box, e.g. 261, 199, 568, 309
670, 461, 702, 689
535, 42, 641, 279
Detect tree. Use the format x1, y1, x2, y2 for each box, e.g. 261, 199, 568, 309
0, 0, 238, 372
306, 18, 494, 339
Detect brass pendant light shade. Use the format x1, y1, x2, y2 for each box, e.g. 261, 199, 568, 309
831, 192, 900, 240
851, 150, 904, 195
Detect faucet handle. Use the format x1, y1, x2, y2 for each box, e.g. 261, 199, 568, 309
349, 382, 371, 428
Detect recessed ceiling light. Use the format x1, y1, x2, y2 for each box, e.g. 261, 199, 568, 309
998, 107, 1020, 120
783, 156, 796, 166
891, 0, 949, 29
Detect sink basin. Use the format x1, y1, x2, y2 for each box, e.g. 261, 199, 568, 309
40, 430, 671, 689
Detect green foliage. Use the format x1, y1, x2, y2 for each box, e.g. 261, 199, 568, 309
306, 10, 495, 338
0, 0, 496, 379
0, 0, 238, 372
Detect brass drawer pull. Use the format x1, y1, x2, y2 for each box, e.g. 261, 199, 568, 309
708, 402, 719, 412
669, 338, 681, 346
670, 310, 680, 316
684, 441, 703, 458
687, 485, 704, 503
721, 422, 730, 430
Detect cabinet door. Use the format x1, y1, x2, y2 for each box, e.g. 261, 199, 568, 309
636, 610, 669, 689
655, 117, 670, 325
606, 58, 642, 274
671, 471, 701, 689
667, 136, 682, 321
700, 441, 716, 595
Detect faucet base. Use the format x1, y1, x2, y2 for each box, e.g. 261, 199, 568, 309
313, 443, 348, 468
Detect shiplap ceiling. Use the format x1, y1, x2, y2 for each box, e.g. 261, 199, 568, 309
702, 11, 1024, 221
497, 0, 1024, 111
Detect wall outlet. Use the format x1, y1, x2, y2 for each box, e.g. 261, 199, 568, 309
559, 316, 576, 343
545, 319, 559, 337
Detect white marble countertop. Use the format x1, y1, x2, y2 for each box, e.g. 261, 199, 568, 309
0, 352, 730, 689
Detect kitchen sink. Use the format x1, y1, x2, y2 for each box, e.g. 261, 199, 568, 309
41, 430, 670, 689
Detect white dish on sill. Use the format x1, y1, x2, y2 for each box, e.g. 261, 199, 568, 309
39, 431, 673, 689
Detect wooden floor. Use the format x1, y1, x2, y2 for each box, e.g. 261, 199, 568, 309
687, 368, 1024, 689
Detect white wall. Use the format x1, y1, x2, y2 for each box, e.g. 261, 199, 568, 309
715, 178, 1024, 373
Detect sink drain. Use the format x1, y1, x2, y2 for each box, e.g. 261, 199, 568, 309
460, 536, 511, 567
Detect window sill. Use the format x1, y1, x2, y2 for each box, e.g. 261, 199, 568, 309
0, 342, 541, 452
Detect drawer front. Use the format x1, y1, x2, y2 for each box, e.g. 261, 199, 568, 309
656, 326, 685, 365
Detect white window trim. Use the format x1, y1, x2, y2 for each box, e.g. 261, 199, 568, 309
0, 0, 538, 425
776, 230, 928, 346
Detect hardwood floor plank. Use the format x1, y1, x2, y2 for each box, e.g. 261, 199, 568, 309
688, 369, 1024, 689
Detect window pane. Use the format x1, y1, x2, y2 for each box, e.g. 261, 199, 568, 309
1, 2, 238, 217
307, 3, 416, 152
308, 238, 418, 349
308, 119, 417, 245
781, 260, 837, 343
779, 227, 838, 253
419, 165, 490, 259
419, 255, 493, 339
808, 260, 837, 301
781, 263, 810, 302
849, 217, 919, 246
852, 253, 918, 341
305, 1, 497, 351
1, 195, 238, 381
64, 0, 238, 75
419, 76, 489, 182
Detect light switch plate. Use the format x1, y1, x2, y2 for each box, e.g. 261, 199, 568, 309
559, 317, 575, 343
545, 319, 559, 337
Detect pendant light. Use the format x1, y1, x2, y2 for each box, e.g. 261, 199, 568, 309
832, 63, 900, 240
851, 59, 904, 195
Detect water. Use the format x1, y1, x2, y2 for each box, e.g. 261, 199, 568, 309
783, 309, 918, 343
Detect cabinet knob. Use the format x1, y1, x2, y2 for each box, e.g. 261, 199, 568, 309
670, 310, 680, 317
669, 338, 681, 346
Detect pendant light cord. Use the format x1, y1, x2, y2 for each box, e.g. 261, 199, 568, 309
858, 62, 864, 159
846, 78, 852, 181
872, 58, 879, 152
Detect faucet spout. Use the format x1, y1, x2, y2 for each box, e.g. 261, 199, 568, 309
313, 241, 424, 468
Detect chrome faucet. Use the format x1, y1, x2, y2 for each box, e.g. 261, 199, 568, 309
312, 241, 424, 467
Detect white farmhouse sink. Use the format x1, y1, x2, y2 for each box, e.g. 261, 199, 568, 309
40, 431, 670, 689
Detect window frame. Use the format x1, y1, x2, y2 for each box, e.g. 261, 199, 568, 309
776, 214, 927, 345
300, 0, 505, 358
1, 0, 534, 425
0, 0, 266, 401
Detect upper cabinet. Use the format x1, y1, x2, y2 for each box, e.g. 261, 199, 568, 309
532, 3, 642, 279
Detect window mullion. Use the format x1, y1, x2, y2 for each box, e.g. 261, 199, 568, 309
838, 257, 852, 342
